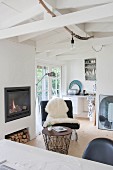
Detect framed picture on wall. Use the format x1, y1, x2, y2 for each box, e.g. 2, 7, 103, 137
84, 58, 96, 81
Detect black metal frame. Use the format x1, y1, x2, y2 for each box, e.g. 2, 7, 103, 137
40, 100, 80, 141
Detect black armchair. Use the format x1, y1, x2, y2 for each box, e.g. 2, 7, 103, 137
40, 100, 80, 141
82, 138, 113, 166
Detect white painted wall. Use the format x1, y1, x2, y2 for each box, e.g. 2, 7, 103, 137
0, 40, 36, 140
96, 45, 113, 125
97, 45, 113, 95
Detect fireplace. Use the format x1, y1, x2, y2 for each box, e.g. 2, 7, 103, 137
4, 86, 31, 122
99, 94, 113, 130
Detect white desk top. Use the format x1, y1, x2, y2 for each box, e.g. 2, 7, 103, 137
63, 95, 88, 98
0, 139, 112, 170
63, 95, 96, 98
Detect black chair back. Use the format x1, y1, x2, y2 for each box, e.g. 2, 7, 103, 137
40, 100, 73, 123
82, 138, 113, 166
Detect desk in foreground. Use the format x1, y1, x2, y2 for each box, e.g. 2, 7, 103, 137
0, 139, 112, 170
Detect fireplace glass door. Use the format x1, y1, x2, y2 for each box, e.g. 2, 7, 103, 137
5, 86, 31, 122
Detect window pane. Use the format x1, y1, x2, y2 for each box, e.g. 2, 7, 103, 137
42, 78, 48, 92
51, 67, 61, 97
52, 67, 61, 78
38, 91, 48, 102
36, 66, 49, 104
52, 79, 56, 89
57, 90, 60, 96
57, 79, 60, 89
52, 89, 56, 96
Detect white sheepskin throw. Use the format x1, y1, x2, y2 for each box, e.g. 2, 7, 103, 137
43, 97, 80, 127
43, 117, 79, 127
45, 97, 68, 118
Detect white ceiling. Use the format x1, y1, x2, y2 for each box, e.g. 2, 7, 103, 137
0, 0, 113, 60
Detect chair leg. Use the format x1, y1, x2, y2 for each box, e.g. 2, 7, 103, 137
71, 129, 78, 141
74, 129, 78, 141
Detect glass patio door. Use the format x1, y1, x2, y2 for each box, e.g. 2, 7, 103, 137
36, 65, 61, 104
36, 64, 61, 134
36, 65, 49, 104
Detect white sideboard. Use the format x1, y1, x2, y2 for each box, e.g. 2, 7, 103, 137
63, 95, 89, 118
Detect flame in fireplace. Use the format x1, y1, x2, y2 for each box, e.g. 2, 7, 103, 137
12, 100, 16, 110
9, 99, 28, 114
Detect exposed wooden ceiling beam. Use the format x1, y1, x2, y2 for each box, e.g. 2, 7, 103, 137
85, 23, 113, 32
39, 0, 93, 40
46, 42, 99, 59
47, 7, 90, 38
36, 39, 93, 52
36, 35, 113, 60
53, 0, 113, 9
51, 47, 96, 60
36, 49, 76, 61
36, 41, 71, 52
18, 32, 44, 42
56, 52, 95, 61
36, 31, 69, 45
36, 34, 113, 53
0, 5, 44, 29
92, 36, 113, 46
93, 32, 113, 38
53, 11, 90, 37
44, 0, 56, 8
0, 3, 113, 39
90, 16, 113, 23
18, 28, 54, 42
45, 48, 73, 58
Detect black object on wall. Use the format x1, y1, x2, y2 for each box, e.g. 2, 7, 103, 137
4, 86, 31, 122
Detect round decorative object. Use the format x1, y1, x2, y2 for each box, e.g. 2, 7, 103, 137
68, 80, 82, 94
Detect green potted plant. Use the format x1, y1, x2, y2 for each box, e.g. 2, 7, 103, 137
47, 122, 52, 131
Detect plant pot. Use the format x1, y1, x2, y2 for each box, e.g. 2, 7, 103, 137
48, 126, 52, 131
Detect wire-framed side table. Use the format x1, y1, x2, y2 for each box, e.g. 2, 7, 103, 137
42, 127, 72, 155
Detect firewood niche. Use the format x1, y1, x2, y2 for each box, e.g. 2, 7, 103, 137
5, 128, 30, 143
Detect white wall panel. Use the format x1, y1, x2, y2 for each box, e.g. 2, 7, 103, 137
0, 39, 36, 140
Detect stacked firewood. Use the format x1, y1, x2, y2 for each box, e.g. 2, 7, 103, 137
5, 128, 30, 143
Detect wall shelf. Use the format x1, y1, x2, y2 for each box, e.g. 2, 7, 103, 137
84, 58, 96, 81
